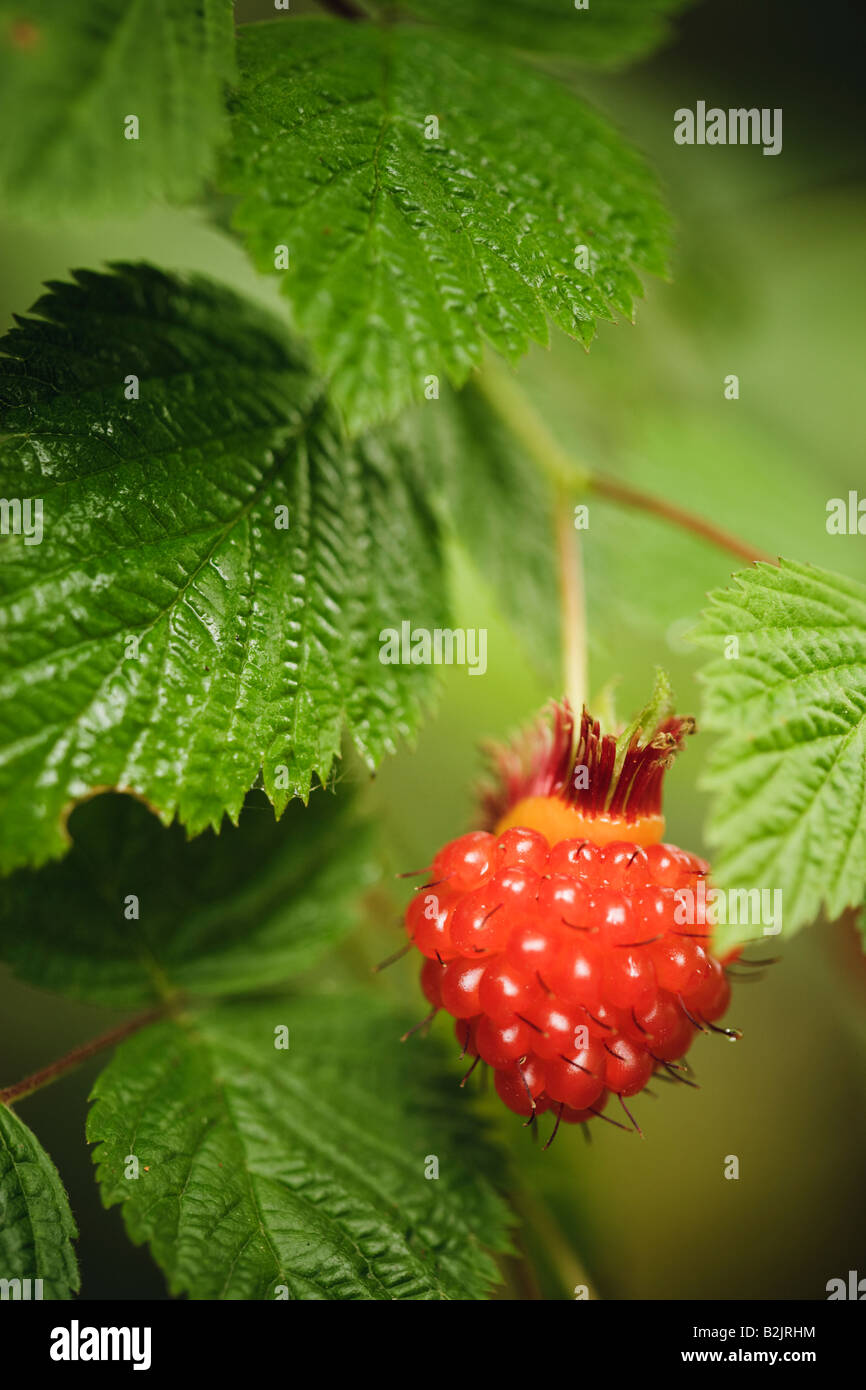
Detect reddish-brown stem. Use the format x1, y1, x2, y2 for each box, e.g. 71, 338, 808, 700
478, 362, 772, 567
590, 472, 773, 565
0, 1006, 169, 1106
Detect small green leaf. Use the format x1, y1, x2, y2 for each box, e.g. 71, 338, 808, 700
0, 1104, 79, 1299
365, 0, 692, 69
88, 995, 512, 1300
0, 790, 372, 1005
0, 264, 447, 872
0, 0, 235, 216
612, 666, 675, 779
219, 17, 670, 430
690, 558, 866, 942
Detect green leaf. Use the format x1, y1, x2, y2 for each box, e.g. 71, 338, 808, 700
219, 17, 670, 430
88, 995, 512, 1300
365, 0, 692, 69
612, 666, 675, 777
0, 264, 446, 872
690, 559, 866, 943
0, 790, 372, 1006
0, 0, 235, 217
0, 1104, 79, 1299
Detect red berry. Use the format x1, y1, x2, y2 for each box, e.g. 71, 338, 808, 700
629, 990, 682, 1047
403, 697, 738, 1135
603, 944, 656, 1010
588, 1000, 632, 1036
420, 956, 447, 1009
604, 1036, 653, 1096
495, 1057, 547, 1116
537, 873, 591, 924
476, 1014, 533, 1067
450, 887, 510, 957
406, 888, 459, 961
597, 841, 645, 888
440, 958, 486, 1018
490, 864, 541, 906
558, 1090, 609, 1124
591, 888, 636, 945
548, 935, 603, 1010
645, 843, 689, 887
494, 827, 549, 873
545, 1038, 606, 1110
479, 958, 542, 1024
649, 1006, 696, 1062
652, 935, 712, 995
505, 917, 560, 977
687, 956, 730, 1021
631, 886, 677, 938
455, 1016, 479, 1056
548, 838, 596, 876
432, 831, 496, 893
527, 998, 590, 1062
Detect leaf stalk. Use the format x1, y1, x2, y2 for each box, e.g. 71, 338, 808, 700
0, 1005, 173, 1107
477, 361, 772, 566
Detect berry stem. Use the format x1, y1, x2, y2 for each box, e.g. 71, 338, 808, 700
0, 1005, 173, 1107
476, 358, 593, 494
555, 483, 587, 717
477, 361, 772, 566
588, 473, 772, 565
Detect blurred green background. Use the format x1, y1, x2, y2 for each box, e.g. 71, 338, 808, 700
1, 0, 864, 1300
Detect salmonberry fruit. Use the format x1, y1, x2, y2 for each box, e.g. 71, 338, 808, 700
403, 695, 742, 1140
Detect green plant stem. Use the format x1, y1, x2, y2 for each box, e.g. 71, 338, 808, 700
478, 361, 773, 566
0, 1006, 170, 1107
479, 358, 592, 493
555, 483, 587, 713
